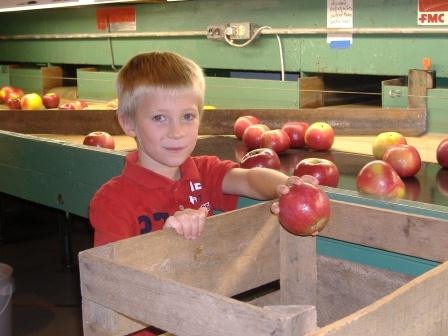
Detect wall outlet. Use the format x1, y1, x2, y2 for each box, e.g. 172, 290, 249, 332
206, 24, 226, 41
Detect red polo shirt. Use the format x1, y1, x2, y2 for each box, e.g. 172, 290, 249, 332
90, 151, 239, 246
89, 152, 239, 336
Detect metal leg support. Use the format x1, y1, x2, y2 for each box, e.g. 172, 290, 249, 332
58, 211, 74, 269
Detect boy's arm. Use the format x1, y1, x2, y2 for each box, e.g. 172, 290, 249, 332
221, 167, 290, 200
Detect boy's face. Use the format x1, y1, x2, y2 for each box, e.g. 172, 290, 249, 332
122, 89, 201, 179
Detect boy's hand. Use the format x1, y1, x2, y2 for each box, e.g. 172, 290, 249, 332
271, 175, 319, 215
163, 206, 208, 240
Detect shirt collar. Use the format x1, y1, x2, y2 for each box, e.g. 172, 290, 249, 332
122, 151, 201, 190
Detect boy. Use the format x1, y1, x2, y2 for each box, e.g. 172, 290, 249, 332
89, 51, 307, 335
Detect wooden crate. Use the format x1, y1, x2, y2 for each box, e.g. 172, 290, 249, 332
79, 198, 448, 336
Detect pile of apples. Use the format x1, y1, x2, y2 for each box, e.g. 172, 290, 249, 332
357, 131, 448, 200
235, 115, 338, 183
0, 85, 89, 110
234, 115, 334, 153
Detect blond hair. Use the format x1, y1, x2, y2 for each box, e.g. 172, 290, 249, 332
116, 51, 205, 119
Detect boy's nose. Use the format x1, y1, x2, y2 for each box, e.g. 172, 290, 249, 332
167, 121, 184, 138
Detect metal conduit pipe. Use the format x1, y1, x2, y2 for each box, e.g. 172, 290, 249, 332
264, 27, 448, 35
1, 27, 448, 40
0, 30, 207, 40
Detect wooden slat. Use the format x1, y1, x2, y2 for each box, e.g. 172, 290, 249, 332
199, 108, 427, 136
322, 200, 448, 262
408, 69, 435, 109
95, 201, 280, 297
307, 261, 448, 336
82, 299, 147, 336
0, 109, 123, 135
280, 229, 317, 306
264, 305, 317, 335
299, 76, 324, 108
79, 253, 316, 336
41, 66, 63, 93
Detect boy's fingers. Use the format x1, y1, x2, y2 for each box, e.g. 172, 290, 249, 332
271, 202, 280, 214
199, 206, 209, 216
183, 222, 193, 239
165, 217, 184, 235
286, 176, 302, 187
276, 184, 289, 196
300, 174, 319, 185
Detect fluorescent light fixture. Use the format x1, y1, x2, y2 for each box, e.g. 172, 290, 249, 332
0, 0, 167, 13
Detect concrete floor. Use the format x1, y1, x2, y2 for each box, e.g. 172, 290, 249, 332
0, 194, 92, 336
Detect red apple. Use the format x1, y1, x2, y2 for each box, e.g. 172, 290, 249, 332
0, 86, 14, 103
20, 93, 44, 110
240, 148, 281, 170
356, 160, 406, 198
234, 115, 260, 139
436, 168, 448, 197
242, 124, 270, 150
59, 100, 88, 110
5, 94, 22, 110
293, 158, 339, 187
436, 138, 448, 168
278, 180, 331, 236
260, 129, 291, 153
382, 144, 422, 178
59, 102, 77, 110
0, 86, 24, 103
281, 121, 309, 148
42, 92, 60, 109
304, 122, 335, 151
83, 131, 115, 150
372, 131, 407, 159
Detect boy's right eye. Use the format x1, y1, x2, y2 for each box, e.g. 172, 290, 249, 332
152, 114, 166, 122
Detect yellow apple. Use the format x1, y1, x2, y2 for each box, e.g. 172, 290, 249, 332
20, 93, 44, 110
372, 131, 407, 159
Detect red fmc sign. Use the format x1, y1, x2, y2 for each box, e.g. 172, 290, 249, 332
418, 12, 445, 24
418, 0, 448, 25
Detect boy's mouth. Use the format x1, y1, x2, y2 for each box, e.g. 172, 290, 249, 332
164, 146, 186, 152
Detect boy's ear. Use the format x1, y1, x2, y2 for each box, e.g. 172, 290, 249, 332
118, 114, 137, 137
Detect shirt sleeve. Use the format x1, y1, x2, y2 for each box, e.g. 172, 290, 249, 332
89, 184, 135, 247
195, 156, 239, 212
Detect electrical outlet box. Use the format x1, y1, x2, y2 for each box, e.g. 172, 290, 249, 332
206, 24, 226, 41
225, 22, 258, 40
207, 22, 259, 41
